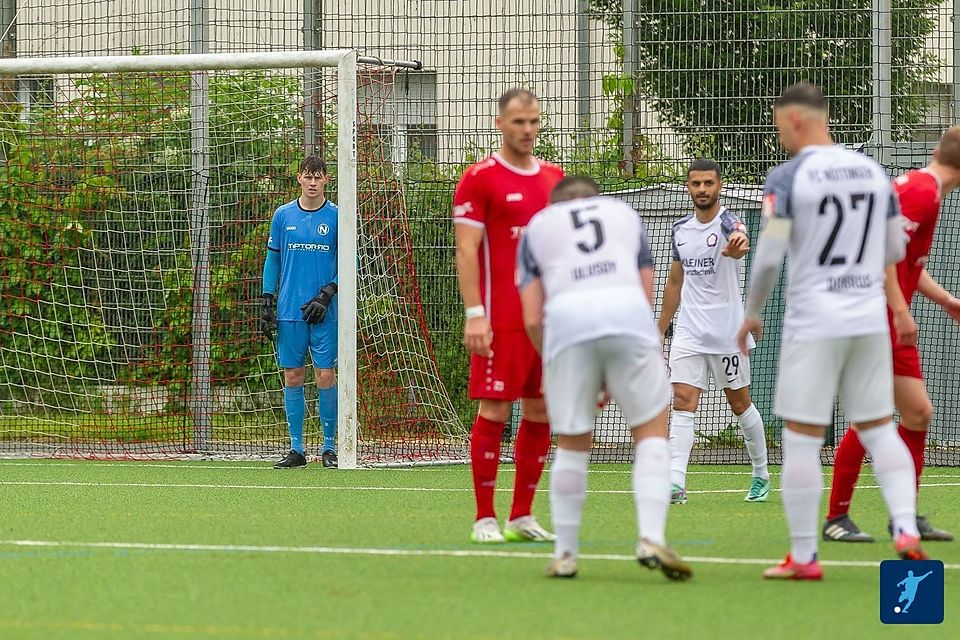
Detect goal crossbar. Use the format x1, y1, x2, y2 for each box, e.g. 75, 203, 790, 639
0, 49, 366, 468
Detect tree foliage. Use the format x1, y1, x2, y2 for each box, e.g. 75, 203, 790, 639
589, 1, 941, 179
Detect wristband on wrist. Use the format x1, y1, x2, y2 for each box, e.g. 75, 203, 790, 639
464, 305, 486, 320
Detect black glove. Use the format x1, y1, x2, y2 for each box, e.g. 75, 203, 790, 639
260, 293, 277, 341
300, 282, 337, 324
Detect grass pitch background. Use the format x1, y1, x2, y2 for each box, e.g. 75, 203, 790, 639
0, 460, 956, 639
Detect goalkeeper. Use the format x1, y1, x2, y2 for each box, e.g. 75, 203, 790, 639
260, 156, 340, 469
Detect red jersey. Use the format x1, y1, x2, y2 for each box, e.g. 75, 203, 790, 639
452, 153, 563, 329
892, 169, 941, 306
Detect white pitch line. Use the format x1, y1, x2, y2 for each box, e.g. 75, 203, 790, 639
0, 539, 956, 570
4, 461, 960, 481
1, 479, 959, 495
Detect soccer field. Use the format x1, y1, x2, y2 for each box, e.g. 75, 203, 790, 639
0, 460, 956, 639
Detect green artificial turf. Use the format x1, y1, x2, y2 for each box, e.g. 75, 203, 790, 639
0, 460, 956, 639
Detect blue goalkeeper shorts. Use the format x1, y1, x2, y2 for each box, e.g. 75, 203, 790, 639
276, 320, 337, 369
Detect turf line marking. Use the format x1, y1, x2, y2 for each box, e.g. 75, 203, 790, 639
3, 461, 960, 481
0, 539, 956, 570
1, 479, 958, 495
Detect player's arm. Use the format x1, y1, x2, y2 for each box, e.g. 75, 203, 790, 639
720, 211, 750, 259
918, 268, 960, 324
885, 265, 917, 346
658, 260, 683, 337
519, 278, 545, 355
738, 217, 790, 354
516, 232, 544, 354
453, 170, 494, 356
260, 214, 283, 340
455, 223, 493, 356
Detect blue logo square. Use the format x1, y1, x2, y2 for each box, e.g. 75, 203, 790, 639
880, 560, 944, 624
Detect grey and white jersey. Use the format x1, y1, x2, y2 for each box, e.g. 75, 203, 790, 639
517, 195, 660, 362
763, 144, 898, 340
671, 206, 754, 353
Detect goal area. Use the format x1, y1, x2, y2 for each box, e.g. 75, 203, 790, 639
0, 50, 466, 466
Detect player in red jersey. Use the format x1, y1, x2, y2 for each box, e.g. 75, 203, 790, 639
453, 88, 564, 543
823, 126, 960, 543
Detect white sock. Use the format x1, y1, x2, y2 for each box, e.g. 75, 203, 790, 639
781, 428, 824, 564
668, 410, 695, 487
550, 448, 590, 559
633, 437, 671, 546
857, 422, 919, 537
737, 403, 769, 480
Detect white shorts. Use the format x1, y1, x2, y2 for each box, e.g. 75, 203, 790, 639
774, 333, 894, 425
544, 335, 670, 436
669, 347, 751, 390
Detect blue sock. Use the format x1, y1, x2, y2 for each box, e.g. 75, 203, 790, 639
318, 385, 338, 453
283, 386, 305, 454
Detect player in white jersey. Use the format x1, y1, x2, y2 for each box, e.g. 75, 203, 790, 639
736, 82, 925, 581
517, 176, 692, 581
659, 158, 770, 504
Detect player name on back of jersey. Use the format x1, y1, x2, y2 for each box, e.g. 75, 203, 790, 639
807, 165, 877, 182
827, 273, 874, 292
572, 259, 617, 281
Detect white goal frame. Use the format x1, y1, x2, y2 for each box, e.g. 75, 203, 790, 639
0, 50, 362, 467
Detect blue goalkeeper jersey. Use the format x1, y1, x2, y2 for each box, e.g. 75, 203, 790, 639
267, 198, 338, 322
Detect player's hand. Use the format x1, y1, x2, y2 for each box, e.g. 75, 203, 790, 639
463, 315, 493, 357
300, 282, 337, 324
260, 293, 278, 341
737, 317, 762, 354
892, 308, 918, 346
722, 232, 750, 259
942, 296, 960, 325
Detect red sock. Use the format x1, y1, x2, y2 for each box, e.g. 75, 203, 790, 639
470, 415, 505, 521
509, 419, 552, 521
898, 424, 927, 490
827, 428, 866, 521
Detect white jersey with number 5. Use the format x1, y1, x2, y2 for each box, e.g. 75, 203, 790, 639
516, 195, 660, 362
763, 144, 898, 341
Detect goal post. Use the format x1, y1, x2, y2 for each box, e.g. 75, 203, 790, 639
0, 50, 465, 465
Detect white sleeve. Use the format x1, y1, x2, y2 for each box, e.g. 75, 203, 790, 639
885, 215, 908, 266
745, 217, 791, 318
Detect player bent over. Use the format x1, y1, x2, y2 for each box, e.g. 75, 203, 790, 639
519, 176, 692, 581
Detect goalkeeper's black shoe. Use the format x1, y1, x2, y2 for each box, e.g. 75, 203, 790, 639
321, 449, 338, 469
888, 515, 954, 541
822, 514, 875, 542
273, 449, 307, 469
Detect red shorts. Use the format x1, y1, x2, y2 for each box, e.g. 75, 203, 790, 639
892, 340, 923, 379
468, 329, 542, 400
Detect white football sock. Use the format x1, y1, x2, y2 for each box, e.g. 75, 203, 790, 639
737, 403, 769, 480
633, 437, 671, 546
550, 448, 590, 560
668, 410, 695, 487
781, 428, 824, 564
857, 422, 919, 537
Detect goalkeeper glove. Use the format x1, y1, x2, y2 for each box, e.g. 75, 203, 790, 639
301, 282, 337, 324
260, 293, 278, 341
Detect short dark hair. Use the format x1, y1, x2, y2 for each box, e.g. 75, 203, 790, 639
687, 158, 721, 179
936, 126, 960, 169
498, 88, 539, 113
299, 156, 328, 175
775, 82, 828, 112
550, 176, 599, 203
